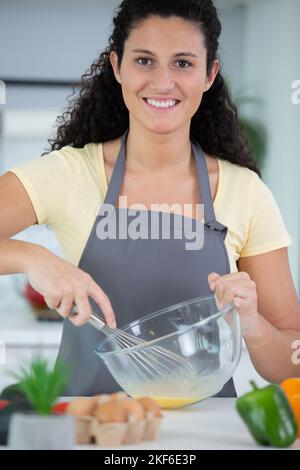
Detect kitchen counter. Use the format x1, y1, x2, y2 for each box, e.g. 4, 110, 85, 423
2, 397, 299, 450
1, 398, 299, 450
70, 398, 300, 450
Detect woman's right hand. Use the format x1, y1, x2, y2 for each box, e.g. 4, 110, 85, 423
24, 246, 116, 328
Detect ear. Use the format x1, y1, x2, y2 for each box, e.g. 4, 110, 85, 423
110, 51, 122, 84
204, 60, 220, 92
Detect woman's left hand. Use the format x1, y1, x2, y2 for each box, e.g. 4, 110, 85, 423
207, 271, 260, 335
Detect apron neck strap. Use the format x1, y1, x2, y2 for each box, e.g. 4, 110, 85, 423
103, 129, 219, 227
191, 138, 218, 227
103, 129, 128, 207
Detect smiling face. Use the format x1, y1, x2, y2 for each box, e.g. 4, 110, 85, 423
110, 15, 219, 135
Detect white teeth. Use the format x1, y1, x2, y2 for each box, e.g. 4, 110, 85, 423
146, 98, 177, 109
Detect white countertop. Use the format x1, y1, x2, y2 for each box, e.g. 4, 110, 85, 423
73, 398, 300, 451
2, 397, 299, 450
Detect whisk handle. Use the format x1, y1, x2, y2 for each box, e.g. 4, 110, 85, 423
70, 305, 106, 331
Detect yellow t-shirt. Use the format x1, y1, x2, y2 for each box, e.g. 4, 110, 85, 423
8, 143, 292, 272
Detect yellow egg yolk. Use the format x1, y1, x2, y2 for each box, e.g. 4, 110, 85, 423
135, 396, 200, 409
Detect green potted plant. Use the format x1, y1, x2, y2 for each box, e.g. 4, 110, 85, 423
7, 354, 74, 449
235, 94, 268, 172
224, 77, 268, 172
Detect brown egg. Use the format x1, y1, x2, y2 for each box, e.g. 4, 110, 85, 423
137, 397, 161, 417
66, 397, 96, 416
110, 392, 129, 401
93, 394, 110, 405
120, 398, 145, 421
94, 401, 127, 423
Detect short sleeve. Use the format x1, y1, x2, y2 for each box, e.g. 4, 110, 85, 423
240, 174, 292, 257
8, 147, 79, 227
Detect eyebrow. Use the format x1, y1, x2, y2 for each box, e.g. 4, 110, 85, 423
131, 48, 199, 58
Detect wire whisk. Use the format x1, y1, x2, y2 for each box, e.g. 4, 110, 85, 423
71, 306, 197, 383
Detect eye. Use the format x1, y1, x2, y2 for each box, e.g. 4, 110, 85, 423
135, 57, 193, 69
136, 57, 152, 66
176, 60, 192, 69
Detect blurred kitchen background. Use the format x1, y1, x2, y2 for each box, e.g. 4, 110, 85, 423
0, 0, 299, 393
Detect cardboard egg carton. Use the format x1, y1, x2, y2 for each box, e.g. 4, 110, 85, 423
75, 412, 162, 446
71, 394, 163, 446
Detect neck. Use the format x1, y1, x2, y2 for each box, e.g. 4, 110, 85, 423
125, 120, 194, 177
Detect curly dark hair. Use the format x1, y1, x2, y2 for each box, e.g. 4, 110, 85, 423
43, 0, 261, 177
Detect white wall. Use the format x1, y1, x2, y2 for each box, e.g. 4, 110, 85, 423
217, 4, 246, 95
243, 0, 300, 294
0, 0, 120, 81
0, 0, 246, 165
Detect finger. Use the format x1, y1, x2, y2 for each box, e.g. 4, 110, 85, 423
218, 283, 255, 309
214, 293, 224, 311
44, 293, 62, 310
231, 285, 253, 299
211, 271, 251, 287
207, 272, 221, 291
56, 294, 74, 318
233, 297, 244, 308
219, 271, 250, 281
231, 285, 257, 311
208, 271, 249, 292
214, 276, 254, 298
69, 295, 92, 327
87, 283, 116, 329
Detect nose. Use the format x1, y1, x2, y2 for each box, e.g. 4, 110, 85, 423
151, 66, 175, 91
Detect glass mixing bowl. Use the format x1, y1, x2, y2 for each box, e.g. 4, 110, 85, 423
95, 295, 242, 408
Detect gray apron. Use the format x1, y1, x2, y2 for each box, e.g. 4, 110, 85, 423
57, 129, 236, 397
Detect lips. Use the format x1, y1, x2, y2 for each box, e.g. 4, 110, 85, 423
142, 97, 181, 112
143, 97, 181, 103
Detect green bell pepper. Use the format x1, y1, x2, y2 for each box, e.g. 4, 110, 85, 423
236, 381, 298, 448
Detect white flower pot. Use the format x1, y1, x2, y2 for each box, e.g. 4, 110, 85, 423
8, 412, 75, 450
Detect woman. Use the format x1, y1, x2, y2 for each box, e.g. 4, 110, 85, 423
0, 0, 299, 395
